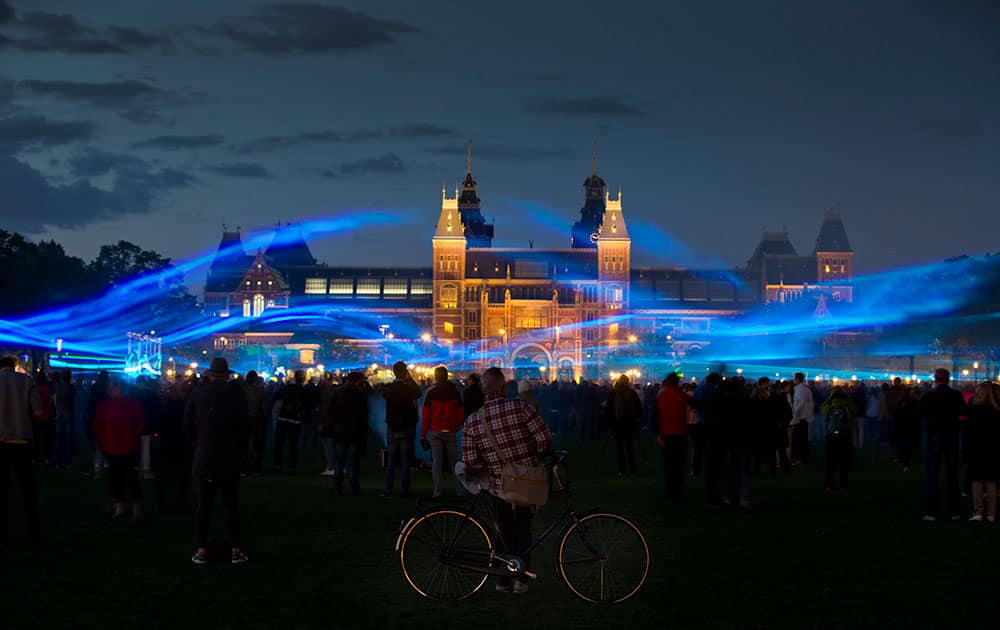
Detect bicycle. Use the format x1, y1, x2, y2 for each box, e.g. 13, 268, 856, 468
394, 451, 650, 603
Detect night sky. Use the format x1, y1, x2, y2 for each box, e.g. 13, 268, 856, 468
1, 0, 997, 281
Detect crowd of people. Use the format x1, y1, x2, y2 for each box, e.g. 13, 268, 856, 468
2, 354, 999, 565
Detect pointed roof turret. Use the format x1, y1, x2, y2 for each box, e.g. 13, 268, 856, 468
454, 139, 493, 247
265, 223, 316, 269
597, 190, 630, 241
814, 209, 852, 253
572, 140, 608, 248
434, 186, 466, 241
205, 225, 254, 293
583, 138, 606, 201
458, 138, 480, 208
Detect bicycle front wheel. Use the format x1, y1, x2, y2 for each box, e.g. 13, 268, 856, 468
399, 509, 493, 600
557, 512, 650, 604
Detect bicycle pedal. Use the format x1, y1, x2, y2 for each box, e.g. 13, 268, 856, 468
522, 571, 537, 580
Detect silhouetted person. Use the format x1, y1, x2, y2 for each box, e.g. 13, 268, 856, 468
463, 373, 485, 419
52, 370, 75, 469
692, 373, 723, 503
655, 373, 689, 502
93, 380, 145, 519
273, 370, 308, 474
964, 382, 1000, 522
0, 356, 40, 547
421, 365, 465, 497
381, 362, 421, 497
31, 372, 54, 464
329, 371, 369, 496
185, 358, 249, 564
242, 371, 268, 474
606, 375, 641, 477
920, 368, 966, 522
820, 388, 857, 493
791, 372, 814, 465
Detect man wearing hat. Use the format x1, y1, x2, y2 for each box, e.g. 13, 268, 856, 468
184, 358, 249, 564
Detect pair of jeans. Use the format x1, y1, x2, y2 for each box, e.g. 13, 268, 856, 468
244, 416, 266, 473
792, 423, 810, 464
429, 431, 462, 496
722, 446, 752, 503
925, 433, 960, 518
333, 441, 361, 495
54, 414, 74, 468
195, 477, 240, 548
701, 424, 723, 503
273, 420, 301, 471
612, 428, 637, 475
0, 442, 41, 545
384, 432, 414, 495
107, 454, 141, 503
660, 435, 687, 502
824, 432, 851, 490
31, 421, 54, 463
490, 494, 533, 587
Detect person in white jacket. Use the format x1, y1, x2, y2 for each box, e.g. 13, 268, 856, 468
792, 373, 814, 465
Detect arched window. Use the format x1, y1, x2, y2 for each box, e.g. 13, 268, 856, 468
242, 299, 251, 318
253, 294, 265, 317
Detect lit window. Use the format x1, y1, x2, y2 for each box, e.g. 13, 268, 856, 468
252, 294, 264, 317
443, 322, 454, 334
242, 300, 251, 317
329, 279, 353, 296
305, 278, 327, 294
440, 286, 458, 309
609, 323, 619, 336
825, 264, 831, 273
411, 279, 432, 295
383, 278, 408, 296
357, 278, 380, 297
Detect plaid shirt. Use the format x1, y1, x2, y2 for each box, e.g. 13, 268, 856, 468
461, 392, 552, 496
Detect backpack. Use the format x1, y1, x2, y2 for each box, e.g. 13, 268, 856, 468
826, 404, 849, 437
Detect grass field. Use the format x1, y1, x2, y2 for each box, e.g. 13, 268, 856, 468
3, 437, 999, 630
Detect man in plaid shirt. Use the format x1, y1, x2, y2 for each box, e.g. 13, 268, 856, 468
462, 367, 551, 594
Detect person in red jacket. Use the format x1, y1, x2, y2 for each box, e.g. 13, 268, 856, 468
656, 372, 690, 503
421, 365, 465, 498
92, 381, 146, 519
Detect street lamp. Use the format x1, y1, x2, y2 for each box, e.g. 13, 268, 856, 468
628, 334, 638, 343
421, 332, 431, 343
736, 368, 743, 375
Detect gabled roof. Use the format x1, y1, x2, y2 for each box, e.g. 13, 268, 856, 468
814, 210, 852, 253
266, 225, 316, 268
747, 232, 798, 270
763, 255, 818, 286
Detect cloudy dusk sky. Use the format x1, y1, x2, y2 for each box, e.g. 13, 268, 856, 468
1, 0, 997, 281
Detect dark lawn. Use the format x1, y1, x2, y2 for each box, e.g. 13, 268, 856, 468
3, 438, 999, 630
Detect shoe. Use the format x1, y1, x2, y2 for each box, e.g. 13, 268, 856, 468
987, 515, 996, 523
191, 552, 207, 565
495, 583, 513, 593
969, 514, 984, 522
513, 580, 529, 594
231, 550, 249, 565
320, 470, 334, 476
921, 515, 936, 522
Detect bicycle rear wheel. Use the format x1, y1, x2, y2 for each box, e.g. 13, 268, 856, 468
557, 512, 649, 603
399, 509, 493, 600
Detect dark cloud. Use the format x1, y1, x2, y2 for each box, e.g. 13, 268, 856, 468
0, 152, 197, 232
425, 143, 571, 161
339, 152, 404, 175
389, 123, 455, 138
107, 26, 172, 51
119, 108, 173, 126
915, 117, 984, 140
17, 79, 175, 109
527, 96, 644, 117
0, 1, 14, 25
132, 134, 225, 150
67, 146, 144, 177
4, 10, 170, 54
236, 129, 379, 153
206, 3, 420, 55
0, 114, 96, 153
205, 162, 273, 178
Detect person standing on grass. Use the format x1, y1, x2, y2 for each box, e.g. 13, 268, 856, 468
820, 388, 858, 493
461, 366, 551, 595
272, 370, 308, 474
92, 380, 146, 520
719, 376, 753, 507
184, 358, 249, 565
791, 372, 814, 466
327, 371, 369, 496
964, 382, 1000, 522
920, 368, 966, 522
463, 372, 485, 419
655, 373, 689, 502
692, 373, 724, 503
381, 362, 421, 498
242, 371, 268, 475
421, 366, 465, 497
53, 370, 75, 470
0, 355, 40, 548
606, 374, 641, 478
31, 372, 55, 465
87, 371, 110, 479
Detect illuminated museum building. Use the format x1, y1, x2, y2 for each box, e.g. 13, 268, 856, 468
203, 154, 853, 378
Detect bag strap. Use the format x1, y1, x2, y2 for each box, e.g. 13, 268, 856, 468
478, 407, 507, 466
